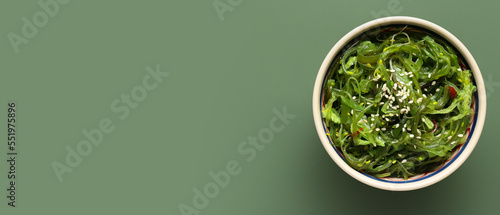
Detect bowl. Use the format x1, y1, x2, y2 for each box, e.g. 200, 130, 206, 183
312, 16, 486, 191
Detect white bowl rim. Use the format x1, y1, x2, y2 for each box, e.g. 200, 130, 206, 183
312, 16, 487, 191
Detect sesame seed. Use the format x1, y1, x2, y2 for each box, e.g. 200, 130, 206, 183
370, 123, 375, 127
402, 128, 406, 132
351, 110, 353, 115
409, 100, 413, 104
416, 136, 421, 139
385, 118, 390, 121
414, 145, 417, 149
410, 134, 414, 138
422, 118, 425, 122
432, 81, 436, 85
458, 134, 464, 137
451, 141, 457, 145
428, 74, 431, 78
436, 88, 440, 92
371, 118, 375, 122
395, 124, 400, 128
376, 128, 380, 131
424, 88, 428, 92
423, 94, 427, 98
448, 136, 452, 140
364, 119, 368, 123
358, 120, 363, 123
381, 128, 386, 131
417, 98, 423, 103
353, 96, 357, 100
402, 159, 407, 163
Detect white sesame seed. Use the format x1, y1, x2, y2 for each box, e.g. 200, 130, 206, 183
451, 141, 457, 145
381, 128, 386, 131
402, 128, 406, 132
371, 118, 375, 122
364, 119, 368, 123
458, 68, 462, 71
376, 128, 380, 131
353, 96, 357, 100
436, 88, 440, 92
428, 74, 431, 78
395, 124, 400, 128
422, 118, 425, 122
432, 81, 436, 85
458, 134, 464, 137
409, 100, 413, 104
351, 110, 353, 114
417, 129, 421, 135
407, 127, 411, 131
371, 123, 375, 127
409, 74, 414, 77
424, 88, 428, 92
398, 154, 402, 157
358, 120, 363, 123
448, 136, 452, 140
380, 102, 385, 105
410, 134, 414, 138
414, 145, 417, 149
423, 94, 427, 98
385, 118, 390, 121
389, 113, 394, 117
416, 136, 421, 139
417, 98, 423, 103
402, 159, 407, 163
404, 124, 407, 128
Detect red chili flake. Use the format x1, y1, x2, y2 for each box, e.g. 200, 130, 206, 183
431, 119, 438, 133
351, 127, 363, 137
449, 86, 457, 99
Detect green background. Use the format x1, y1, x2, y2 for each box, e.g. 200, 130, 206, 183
1, 0, 498, 214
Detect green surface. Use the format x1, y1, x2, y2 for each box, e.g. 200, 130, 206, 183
0, 0, 498, 214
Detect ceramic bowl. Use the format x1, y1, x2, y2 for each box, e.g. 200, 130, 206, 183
312, 16, 486, 191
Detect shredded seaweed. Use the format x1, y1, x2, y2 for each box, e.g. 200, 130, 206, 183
322, 29, 476, 179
